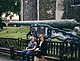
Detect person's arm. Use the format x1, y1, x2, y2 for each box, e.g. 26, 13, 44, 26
27, 42, 37, 51
25, 44, 30, 50
27, 46, 37, 50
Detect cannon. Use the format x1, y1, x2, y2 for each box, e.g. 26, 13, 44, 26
8, 19, 79, 29
26, 23, 80, 43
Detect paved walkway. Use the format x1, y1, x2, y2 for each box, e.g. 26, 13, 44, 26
0, 52, 80, 61
0, 52, 22, 61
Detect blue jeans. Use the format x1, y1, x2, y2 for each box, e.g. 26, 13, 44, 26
21, 50, 34, 61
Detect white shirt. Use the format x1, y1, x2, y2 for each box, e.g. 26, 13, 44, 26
39, 41, 43, 46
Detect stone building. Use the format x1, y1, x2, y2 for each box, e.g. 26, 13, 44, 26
22, 0, 80, 21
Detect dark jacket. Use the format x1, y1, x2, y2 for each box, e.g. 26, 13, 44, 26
38, 40, 47, 55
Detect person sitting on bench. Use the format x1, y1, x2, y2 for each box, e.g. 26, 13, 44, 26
21, 36, 37, 61
35, 34, 47, 58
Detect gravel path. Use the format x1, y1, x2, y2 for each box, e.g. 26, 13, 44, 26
0, 52, 22, 61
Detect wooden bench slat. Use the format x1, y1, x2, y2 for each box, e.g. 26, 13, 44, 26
14, 50, 22, 53
0, 47, 10, 51
44, 56, 60, 60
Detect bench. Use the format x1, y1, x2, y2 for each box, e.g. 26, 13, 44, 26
32, 40, 61, 61
44, 56, 60, 61
0, 46, 14, 59
10, 40, 72, 61
43, 41, 72, 61
9, 41, 34, 61
0, 47, 10, 54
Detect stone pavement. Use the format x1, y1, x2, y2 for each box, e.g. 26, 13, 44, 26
0, 52, 80, 61
0, 52, 22, 61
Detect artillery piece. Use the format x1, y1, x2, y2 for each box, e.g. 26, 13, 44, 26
26, 23, 80, 43
8, 19, 79, 29
8, 19, 80, 42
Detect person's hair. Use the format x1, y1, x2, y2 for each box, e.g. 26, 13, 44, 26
30, 36, 35, 39
39, 34, 44, 38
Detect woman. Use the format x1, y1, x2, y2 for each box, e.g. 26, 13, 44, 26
35, 34, 47, 58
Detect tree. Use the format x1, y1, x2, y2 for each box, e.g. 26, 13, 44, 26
0, 0, 20, 29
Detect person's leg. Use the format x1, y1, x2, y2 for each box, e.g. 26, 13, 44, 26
26, 50, 34, 61
35, 51, 42, 58
21, 50, 27, 60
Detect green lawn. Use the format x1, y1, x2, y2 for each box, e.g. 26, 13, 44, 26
0, 27, 80, 42
0, 27, 30, 39
0, 27, 61, 42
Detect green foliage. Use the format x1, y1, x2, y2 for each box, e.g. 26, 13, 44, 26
0, 0, 20, 29
0, 0, 20, 14
51, 38, 62, 42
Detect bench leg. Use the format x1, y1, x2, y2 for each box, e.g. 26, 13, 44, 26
32, 56, 34, 61
10, 46, 14, 59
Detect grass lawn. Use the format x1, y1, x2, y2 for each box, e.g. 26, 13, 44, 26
0, 27, 80, 42
51, 38, 62, 42
0, 27, 30, 39
0, 26, 61, 42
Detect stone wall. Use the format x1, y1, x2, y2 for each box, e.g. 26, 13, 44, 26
23, 0, 80, 21
67, 0, 80, 22
39, 0, 56, 20
23, 0, 37, 21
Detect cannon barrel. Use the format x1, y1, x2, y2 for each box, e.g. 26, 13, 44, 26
8, 19, 79, 29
